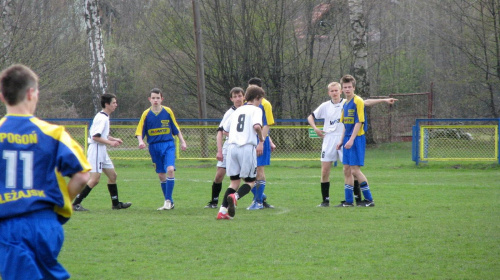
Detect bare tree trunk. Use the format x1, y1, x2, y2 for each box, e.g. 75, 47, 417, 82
84, 0, 108, 114
348, 0, 375, 143
192, 0, 208, 157
347, 0, 369, 97
1, 0, 14, 64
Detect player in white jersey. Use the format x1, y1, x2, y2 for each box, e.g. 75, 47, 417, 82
72, 93, 132, 211
217, 85, 265, 220
204, 87, 245, 208
308, 82, 397, 207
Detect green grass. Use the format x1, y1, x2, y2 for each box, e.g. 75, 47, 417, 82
60, 142, 500, 279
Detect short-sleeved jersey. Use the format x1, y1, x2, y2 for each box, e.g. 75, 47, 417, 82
340, 95, 366, 137
218, 106, 236, 137
260, 98, 275, 127
135, 106, 181, 144
312, 98, 345, 136
219, 106, 237, 131
0, 115, 91, 224
223, 104, 263, 146
88, 111, 110, 144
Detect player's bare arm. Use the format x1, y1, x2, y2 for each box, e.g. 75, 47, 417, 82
307, 114, 325, 138
92, 135, 121, 147
345, 122, 362, 149
67, 171, 90, 200
256, 141, 264, 156
254, 124, 265, 143
177, 130, 187, 151
364, 98, 398, 107
216, 130, 224, 161
136, 135, 146, 149
108, 136, 123, 144
261, 124, 270, 139
269, 136, 276, 152
337, 125, 346, 150
256, 124, 269, 156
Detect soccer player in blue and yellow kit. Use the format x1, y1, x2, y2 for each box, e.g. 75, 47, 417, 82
136, 88, 187, 210
247, 78, 276, 210
336, 74, 375, 207
309, 82, 396, 207
0, 64, 91, 279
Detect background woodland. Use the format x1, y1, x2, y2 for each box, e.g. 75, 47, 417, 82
1, 0, 498, 120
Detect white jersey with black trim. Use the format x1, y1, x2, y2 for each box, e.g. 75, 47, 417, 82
88, 111, 110, 144
219, 106, 237, 143
223, 104, 262, 147
219, 106, 237, 129
312, 98, 345, 136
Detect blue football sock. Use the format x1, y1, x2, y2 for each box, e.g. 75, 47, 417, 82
344, 184, 354, 204
160, 181, 167, 200
256, 180, 266, 203
166, 177, 175, 202
360, 181, 373, 201
251, 185, 257, 200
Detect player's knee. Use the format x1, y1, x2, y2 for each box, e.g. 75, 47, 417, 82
350, 167, 361, 176
88, 179, 99, 188
109, 173, 117, 182
158, 173, 167, 182
214, 168, 226, 182
342, 166, 351, 176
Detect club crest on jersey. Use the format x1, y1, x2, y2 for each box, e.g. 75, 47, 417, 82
161, 120, 170, 127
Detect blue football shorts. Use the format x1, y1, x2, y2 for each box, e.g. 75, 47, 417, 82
342, 134, 365, 166
148, 141, 176, 173
257, 136, 271, 166
0, 210, 69, 280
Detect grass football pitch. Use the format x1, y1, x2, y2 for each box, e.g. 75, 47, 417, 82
60, 142, 499, 279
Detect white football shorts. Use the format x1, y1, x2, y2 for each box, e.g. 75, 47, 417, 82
226, 143, 257, 179
216, 141, 228, 168
321, 133, 343, 162
87, 143, 114, 173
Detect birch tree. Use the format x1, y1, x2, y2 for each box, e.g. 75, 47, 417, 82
347, 0, 376, 143
347, 0, 369, 98
84, 0, 108, 114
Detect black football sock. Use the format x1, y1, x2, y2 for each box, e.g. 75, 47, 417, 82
73, 185, 92, 205
107, 184, 119, 206
236, 184, 252, 199
221, 188, 236, 208
321, 182, 330, 202
353, 180, 362, 203
212, 182, 223, 203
